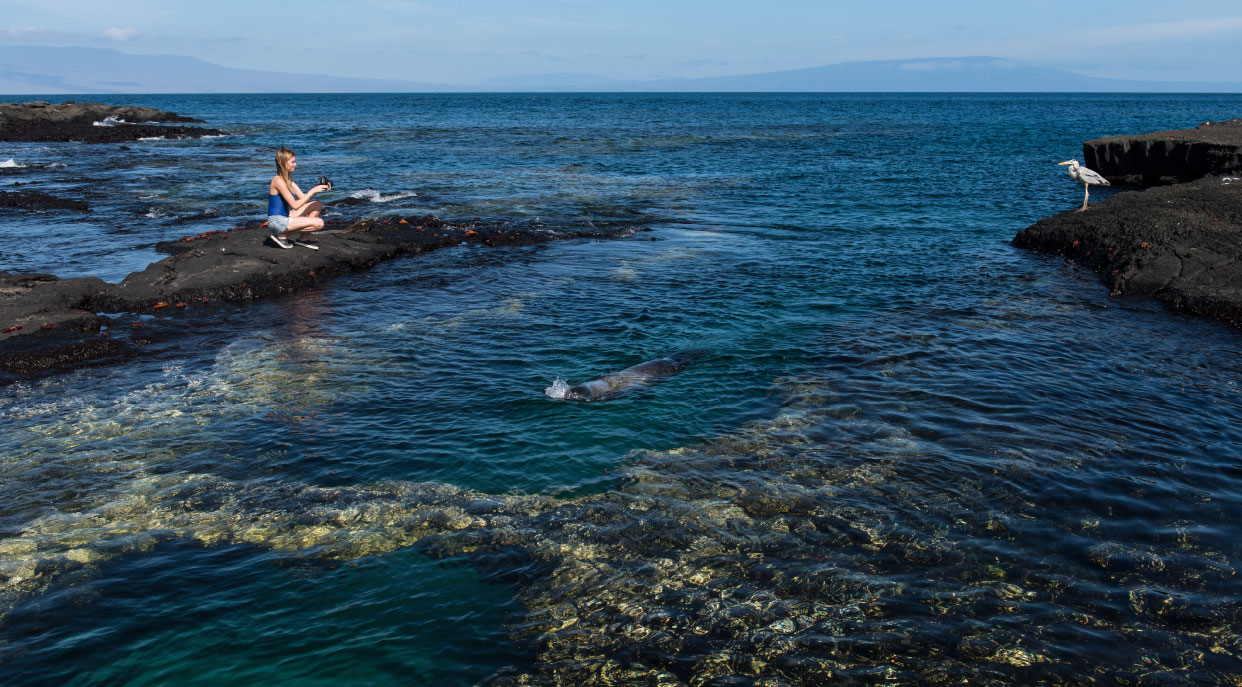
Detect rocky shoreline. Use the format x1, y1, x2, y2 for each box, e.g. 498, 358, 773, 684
0, 100, 645, 377
0, 101, 221, 142
1015, 119, 1242, 330
0, 217, 641, 377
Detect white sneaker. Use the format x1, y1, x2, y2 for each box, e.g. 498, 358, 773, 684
269, 234, 292, 249
293, 240, 319, 250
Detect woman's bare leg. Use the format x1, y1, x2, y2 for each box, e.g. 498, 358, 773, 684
290, 201, 322, 219
283, 202, 325, 241
280, 215, 324, 242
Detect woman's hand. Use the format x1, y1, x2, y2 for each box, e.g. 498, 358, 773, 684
312, 184, 330, 194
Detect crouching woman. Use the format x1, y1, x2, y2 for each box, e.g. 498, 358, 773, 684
267, 146, 329, 249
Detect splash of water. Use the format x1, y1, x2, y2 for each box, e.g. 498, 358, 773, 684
348, 189, 419, 203
543, 378, 570, 400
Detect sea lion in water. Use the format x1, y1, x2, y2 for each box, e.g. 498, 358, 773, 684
546, 350, 706, 401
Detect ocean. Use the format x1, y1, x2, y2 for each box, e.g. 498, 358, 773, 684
1, 93, 1240, 685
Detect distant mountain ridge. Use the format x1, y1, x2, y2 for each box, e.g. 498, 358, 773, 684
1, 47, 1239, 94
0, 46, 462, 94
629, 57, 1242, 93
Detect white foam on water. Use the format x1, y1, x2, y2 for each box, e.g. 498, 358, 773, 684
0, 159, 25, 168
544, 378, 571, 400
610, 266, 638, 282
92, 115, 126, 127
144, 207, 171, 219
349, 189, 418, 203
138, 136, 166, 141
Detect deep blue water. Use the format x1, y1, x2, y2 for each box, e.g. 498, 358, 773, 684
1, 93, 1241, 685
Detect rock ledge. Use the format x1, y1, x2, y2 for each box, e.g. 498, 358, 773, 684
1016, 118, 1242, 330
0, 101, 222, 142
0, 217, 640, 377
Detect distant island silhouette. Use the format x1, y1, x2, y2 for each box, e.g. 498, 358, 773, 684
2, 47, 1240, 94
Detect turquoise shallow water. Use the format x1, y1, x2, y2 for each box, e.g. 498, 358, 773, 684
1, 93, 1241, 685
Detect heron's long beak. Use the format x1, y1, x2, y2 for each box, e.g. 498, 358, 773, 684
1057, 161, 1073, 166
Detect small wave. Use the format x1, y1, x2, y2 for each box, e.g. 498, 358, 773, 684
93, 115, 126, 127
611, 266, 638, 282
199, 134, 228, 139
144, 207, 172, 219
349, 189, 418, 203
138, 136, 166, 141
544, 378, 570, 400
0, 159, 26, 168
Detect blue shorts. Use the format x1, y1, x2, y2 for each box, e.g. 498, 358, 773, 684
267, 215, 290, 234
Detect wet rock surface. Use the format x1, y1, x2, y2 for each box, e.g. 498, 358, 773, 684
0, 217, 637, 376
1084, 118, 1242, 185
0, 100, 221, 142
1017, 120, 1242, 331
0, 190, 89, 212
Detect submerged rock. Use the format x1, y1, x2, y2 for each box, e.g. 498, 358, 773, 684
0, 190, 89, 212
0, 370, 1238, 684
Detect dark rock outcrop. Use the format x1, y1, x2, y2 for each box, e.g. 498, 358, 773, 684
0, 217, 638, 376
0, 190, 89, 212
1016, 118, 1242, 331
1084, 118, 1242, 185
1015, 176, 1242, 328
0, 101, 222, 143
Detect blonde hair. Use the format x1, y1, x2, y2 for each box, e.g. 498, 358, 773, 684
274, 147, 295, 185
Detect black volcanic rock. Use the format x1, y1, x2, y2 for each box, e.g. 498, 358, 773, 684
0, 217, 637, 376
1084, 119, 1242, 185
1017, 118, 1242, 331
0, 101, 222, 143
0, 190, 89, 212
1015, 176, 1242, 328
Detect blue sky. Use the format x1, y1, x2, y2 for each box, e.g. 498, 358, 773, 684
3, 1, 1241, 84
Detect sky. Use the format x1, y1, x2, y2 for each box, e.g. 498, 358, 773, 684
2, 1, 1241, 84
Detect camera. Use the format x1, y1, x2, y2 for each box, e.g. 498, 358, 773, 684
318, 175, 333, 189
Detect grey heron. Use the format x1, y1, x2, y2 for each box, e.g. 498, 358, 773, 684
1058, 159, 1110, 212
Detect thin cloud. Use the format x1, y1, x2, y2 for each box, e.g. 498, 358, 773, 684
1071, 16, 1242, 45
520, 50, 563, 61
100, 27, 138, 42
0, 26, 80, 42
0, 25, 141, 45
678, 58, 727, 69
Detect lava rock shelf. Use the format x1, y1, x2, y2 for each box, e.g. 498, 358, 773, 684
0, 216, 640, 376
1015, 119, 1242, 331
0, 101, 222, 142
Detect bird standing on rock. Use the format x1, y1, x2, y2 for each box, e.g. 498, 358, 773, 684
1058, 159, 1110, 212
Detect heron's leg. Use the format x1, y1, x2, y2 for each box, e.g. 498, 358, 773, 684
1078, 182, 1090, 212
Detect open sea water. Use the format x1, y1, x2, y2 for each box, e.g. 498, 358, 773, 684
1, 93, 1241, 685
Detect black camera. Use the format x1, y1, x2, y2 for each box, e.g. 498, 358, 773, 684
318, 175, 333, 189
